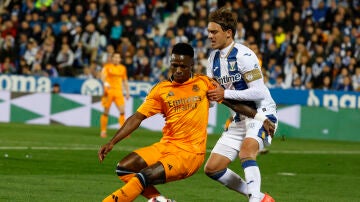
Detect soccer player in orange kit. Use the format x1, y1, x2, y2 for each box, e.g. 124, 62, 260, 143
98, 43, 275, 202
100, 51, 130, 138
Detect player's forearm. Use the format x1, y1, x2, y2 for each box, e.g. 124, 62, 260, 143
222, 99, 268, 122
224, 85, 266, 101
221, 99, 256, 118
109, 112, 144, 145
224, 79, 267, 101
124, 82, 130, 96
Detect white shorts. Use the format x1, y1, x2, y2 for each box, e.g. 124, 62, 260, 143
211, 113, 278, 161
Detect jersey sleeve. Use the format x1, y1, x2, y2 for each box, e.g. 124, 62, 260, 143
236, 47, 263, 82
224, 46, 267, 101
207, 77, 217, 90
101, 65, 109, 84
137, 84, 163, 117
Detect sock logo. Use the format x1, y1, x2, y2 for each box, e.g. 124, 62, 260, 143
168, 164, 173, 170
247, 180, 254, 185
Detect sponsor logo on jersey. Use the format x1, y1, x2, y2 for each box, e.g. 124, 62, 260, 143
216, 73, 242, 85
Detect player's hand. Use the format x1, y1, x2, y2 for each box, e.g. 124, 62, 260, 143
98, 142, 114, 163
207, 81, 224, 102
263, 119, 275, 138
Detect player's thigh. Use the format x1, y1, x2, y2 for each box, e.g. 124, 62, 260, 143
134, 143, 163, 166
135, 142, 204, 182
114, 95, 125, 112
211, 121, 246, 161
101, 94, 114, 109
159, 144, 205, 183
205, 150, 233, 173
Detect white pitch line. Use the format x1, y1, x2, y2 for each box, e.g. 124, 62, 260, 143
0, 146, 360, 154
0, 146, 29, 150
277, 172, 296, 176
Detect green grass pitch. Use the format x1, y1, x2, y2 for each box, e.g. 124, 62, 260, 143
1, 123, 359, 202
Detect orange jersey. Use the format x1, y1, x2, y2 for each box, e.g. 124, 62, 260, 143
102, 63, 128, 93
137, 74, 216, 154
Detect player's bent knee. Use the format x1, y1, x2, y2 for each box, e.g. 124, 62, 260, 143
204, 164, 216, 175
204, 162, 225, 178
204, 161, 226, 175
137, 163, 166, 186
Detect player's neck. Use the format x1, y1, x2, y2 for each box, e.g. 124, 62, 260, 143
220, 41, 235, 59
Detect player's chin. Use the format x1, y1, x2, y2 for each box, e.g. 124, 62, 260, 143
173, 76, 185, 83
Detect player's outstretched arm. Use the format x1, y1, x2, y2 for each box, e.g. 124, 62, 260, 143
98, 112, 147, 162
221, 99, 275, 137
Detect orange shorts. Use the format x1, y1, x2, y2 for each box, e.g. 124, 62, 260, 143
134, 142, 205, 182
101, 91, 125, 108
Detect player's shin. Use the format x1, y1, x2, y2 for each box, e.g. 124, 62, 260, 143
119, 113, 125, 126
116, 166, 160, 198
241, 160, 264, 202
207, 168, 248, 196
103, 174, 145, 202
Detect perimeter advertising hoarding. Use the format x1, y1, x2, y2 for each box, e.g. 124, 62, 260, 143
1, 76, 359, 141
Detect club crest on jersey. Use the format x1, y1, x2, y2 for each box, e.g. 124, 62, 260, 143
192, 84, 199, 92
228, 61, 236, 71
166, 91, 175, 98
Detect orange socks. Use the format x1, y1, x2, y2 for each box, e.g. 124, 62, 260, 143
118, 174, 160, 199
103, 177, 143, 202
119, 113, 125, 126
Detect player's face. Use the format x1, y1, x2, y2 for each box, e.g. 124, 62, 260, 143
170, 54, 193, 84
207, 22, 232, 50
112, 53, 121, 64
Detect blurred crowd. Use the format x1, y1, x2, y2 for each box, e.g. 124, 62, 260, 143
1, 0, 360, 91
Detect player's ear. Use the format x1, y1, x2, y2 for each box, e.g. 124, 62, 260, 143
226, 29, 232, 38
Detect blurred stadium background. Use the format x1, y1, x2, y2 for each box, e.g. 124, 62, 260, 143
1, 0, 360, 201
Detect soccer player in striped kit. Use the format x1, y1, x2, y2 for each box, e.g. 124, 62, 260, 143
205, 7, 278, 202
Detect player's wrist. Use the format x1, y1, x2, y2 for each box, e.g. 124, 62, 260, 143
254, 113, 267, 122
224, 89, 230, 99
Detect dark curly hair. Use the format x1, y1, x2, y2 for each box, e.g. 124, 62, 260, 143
208, 7, 237, 38
172, 42, 194, 57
